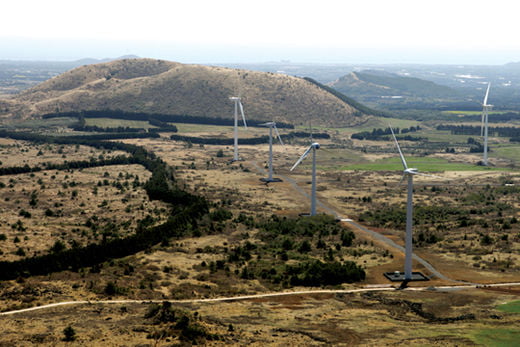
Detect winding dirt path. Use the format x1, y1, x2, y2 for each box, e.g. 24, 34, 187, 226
2, 282, 519, 316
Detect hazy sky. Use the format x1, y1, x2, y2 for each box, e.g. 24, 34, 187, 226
2, 0, 520, 64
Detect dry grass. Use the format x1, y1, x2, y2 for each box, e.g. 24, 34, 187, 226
1, 288, 519, 346
1, 129, 520, 345
0, 140, 127, 167
0, 143, 170, 260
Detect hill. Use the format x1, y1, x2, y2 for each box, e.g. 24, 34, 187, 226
4, 58, 371, 127
329, 70, 462, 110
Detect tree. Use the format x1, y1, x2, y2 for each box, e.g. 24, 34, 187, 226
298, 240, 311, 253
50, 240, 66, 253
62, 326, 76, 341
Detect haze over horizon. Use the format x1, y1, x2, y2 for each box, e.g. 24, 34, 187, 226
2, 0, 520, 65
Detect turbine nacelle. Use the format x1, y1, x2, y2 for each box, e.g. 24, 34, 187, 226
290, 142, 320, 172
404, 168, 419, 175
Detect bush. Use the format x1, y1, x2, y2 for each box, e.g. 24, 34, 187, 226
210, 208, 232, 222
288, 260, 365, 286
480, 234, 493, 246
103, 282, 122, 296
62, 326, 76, 341
50, 240, 66, 253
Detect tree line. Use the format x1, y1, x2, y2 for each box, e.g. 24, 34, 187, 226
351, 126, 422, 141
72, 115, 179, 133
170, 131, 330, 146
41, 109, 294, 129
437, 124, 520, 138
0, 155, 134, 176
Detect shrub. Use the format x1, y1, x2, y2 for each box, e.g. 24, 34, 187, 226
62, 326, 76, 341
210, 208, 232, 222
288, 260, 365, 286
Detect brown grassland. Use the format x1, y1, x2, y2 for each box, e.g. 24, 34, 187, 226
0, 125, 519, 346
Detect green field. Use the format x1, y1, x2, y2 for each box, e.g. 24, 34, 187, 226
413, 130, 474, 143
17, 117, 77, 129
492, 145, 520, 162
296, 117, 420, 134
85, 118, 157, 129
497, 300, 520, 314
338, 156, 506, 172
443, 110, 515, 116
471, 328, 520, 347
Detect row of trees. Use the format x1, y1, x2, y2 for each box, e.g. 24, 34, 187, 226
437, 124, 520, 138
72, 116, 179, 133
41, 109, 294, 129
0, 155, 134, 176
351, 126, 423, 141
170, 131, 330, 146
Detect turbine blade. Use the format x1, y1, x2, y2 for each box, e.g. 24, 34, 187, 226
389, 125, 408, 170
239, 101, 248, 129
290, 145, 313, 171
274, 125, 284, 146
398, 174, 406, 186
483, 82, 491, 106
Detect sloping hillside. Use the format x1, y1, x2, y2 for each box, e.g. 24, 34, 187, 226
6, 58, 371, 127
329, 70, 462, 109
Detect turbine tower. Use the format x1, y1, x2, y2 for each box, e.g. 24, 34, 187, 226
390, 126, 436, 281
480, 83, 493, 166
290, 142, 320, 216
260, 122, 284, 182
229, 96, 248, 161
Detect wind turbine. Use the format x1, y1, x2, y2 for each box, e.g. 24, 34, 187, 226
229, 96, 248, 161
290, 142, 320, 216
260, 122, 284, 183
480, 83, 493, 166
390, 126, 438, 281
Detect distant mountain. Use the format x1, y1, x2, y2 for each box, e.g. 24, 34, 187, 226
71, 55, 140, 66
328, 70, 466, 110
3, 58, 371, 127
331, 70, 459, 98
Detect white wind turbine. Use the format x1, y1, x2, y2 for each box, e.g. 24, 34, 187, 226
260, 122, 285, 182
290, 142, 321, 216
390, 126, 438, 281
480, 83, 493, 166
229, 96, 248, 161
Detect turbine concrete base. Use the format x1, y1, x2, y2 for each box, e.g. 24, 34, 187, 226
298, 213, 311, 217
384, 271, 429, 282
260, 178, 283, 183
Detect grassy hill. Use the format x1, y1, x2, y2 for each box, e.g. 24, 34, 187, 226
329, 70, 462, 110
4, 58, 371, 127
